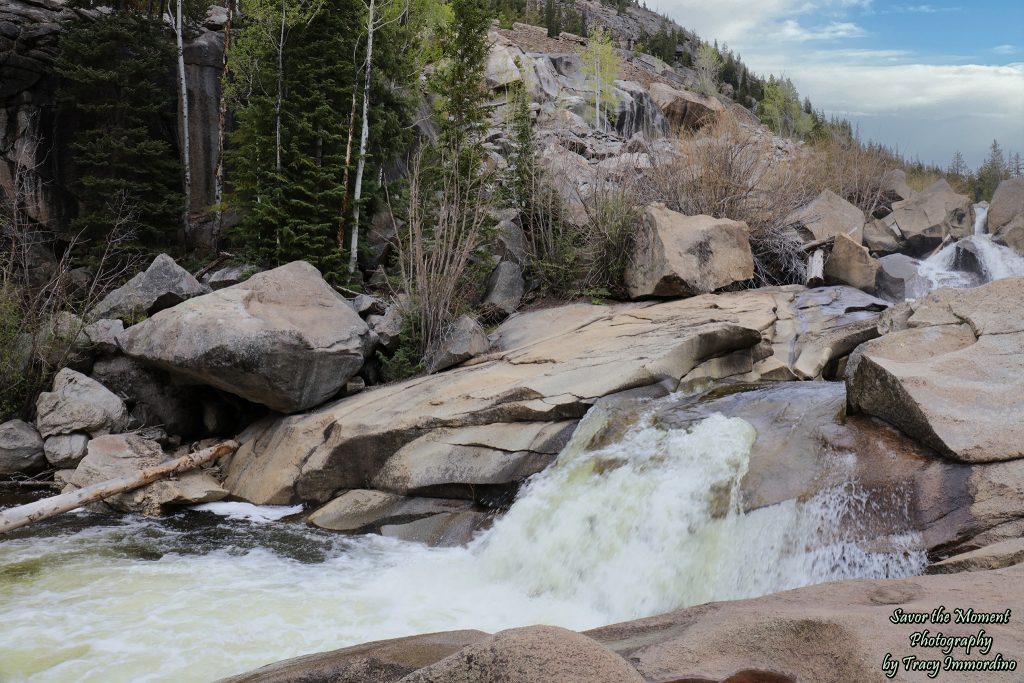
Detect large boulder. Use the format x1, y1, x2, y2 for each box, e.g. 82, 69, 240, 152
988, 177, 1024, 234
117, 261, 373, 414
823, 233, 881, 293
624, 203, 753, 299
847, 278, 1024, 462
879, 179, 973, 255
35, 368, 128, 438
876, 253, 926, 300
484, 42, 521, 90
0, 419, 46, 475
69, 434, 227, 514
879, 168, 913, 203
783, 189, 865, 245
399, 626, 645, 683
994, 213, 1024, 256
90, 254, 205, 322
648, 82, 724, 130
863, 218, 901, 255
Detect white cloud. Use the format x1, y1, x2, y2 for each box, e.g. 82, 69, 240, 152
994, 45, 1019, 56
775, 19, 867, 41
887, 4, 960, 13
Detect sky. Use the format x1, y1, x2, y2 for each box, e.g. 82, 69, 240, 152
646, 0, 1024, 169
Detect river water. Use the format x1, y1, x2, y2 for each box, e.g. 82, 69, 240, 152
0, 394, 927, 682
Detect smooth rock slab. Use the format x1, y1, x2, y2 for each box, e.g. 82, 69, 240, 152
848, 278, 1024, 463
117, 261, 373, 414
35, 368, 128, 438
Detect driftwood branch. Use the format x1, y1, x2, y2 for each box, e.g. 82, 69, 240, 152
192, 252, 235, 280
0, 440, 239, 535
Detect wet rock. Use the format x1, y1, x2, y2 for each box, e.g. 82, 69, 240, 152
0, 419, 46, 475
928, 538, 1024, 574
988, 177, 1024, 234
400, 626, 645, 683
42, 432, 89, 468
425, 316, 489, 374
380, 511, 491, 547
784, 189, 865, 245
624, 203, 753, 299
847, 279, 1024, 463
823, 233, 881, 293
69, 434, 227, 514
372, 422, 573, 498
117, 261, 373, 414
308, 489, 473, 533
91, 254, 205, 323
35, 368, 128, 438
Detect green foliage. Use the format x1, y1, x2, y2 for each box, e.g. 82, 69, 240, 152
227, 0, 413, 281
433, 0, 492, 156
757, 76, 815, 140
581, 26, 621, 131
694, 41, 722, 96
376, 317, 425, 382
54, 12, 183, 256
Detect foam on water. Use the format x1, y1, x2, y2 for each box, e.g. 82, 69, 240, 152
190, 501, 304, 522
0, 407, 926, 682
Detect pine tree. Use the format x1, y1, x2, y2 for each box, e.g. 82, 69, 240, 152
54, 12, 183, 254
976, 139, 1008, 201
432, 0, 491, 159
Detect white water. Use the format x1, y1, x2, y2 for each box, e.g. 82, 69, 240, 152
911, 204, 1024, 297
0, 407, 926, 683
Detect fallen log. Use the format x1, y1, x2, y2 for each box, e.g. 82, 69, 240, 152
0, 440, 239, 535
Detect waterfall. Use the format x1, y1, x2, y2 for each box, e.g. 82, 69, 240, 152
0, 406, 926, 683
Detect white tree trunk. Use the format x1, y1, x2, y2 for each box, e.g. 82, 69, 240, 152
348, 0, 376, 276
174, 0, 192, 225
275, 0, 286, 172
214, 0, 235, 243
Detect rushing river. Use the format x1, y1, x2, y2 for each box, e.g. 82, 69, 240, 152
1, 402, 926, 682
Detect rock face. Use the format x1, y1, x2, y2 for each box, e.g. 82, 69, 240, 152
784, 189, 865, 244
879, 179, 973, 255
117, 261, 373, 414
824, 233, 881, 293
91, 356, 205, 438
0, 419, 46, 475
425, 315, 489, 374
91, 254, 206, 322
35, 368, 128, 438
988, 177, 1024, 234
647, 82, 724, 130
847, 278, 1024, 463
876, 253, 926, 300
624, 203, 753, 299
400, 626, 645, 683
224, 287, 885, 505
69, 434, 227, 514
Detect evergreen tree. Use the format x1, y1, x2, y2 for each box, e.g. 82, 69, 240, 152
54, 12, 182, 253
432, 0, 491, 159
976, 139, 1008, 201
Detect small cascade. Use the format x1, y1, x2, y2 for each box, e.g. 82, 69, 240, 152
906, 205, 1024, 298
0, 402, 927, 683
975, 203, 989, 235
